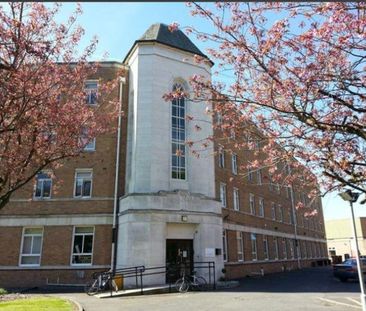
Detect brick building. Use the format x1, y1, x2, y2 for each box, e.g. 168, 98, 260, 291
0, 23, 327, 288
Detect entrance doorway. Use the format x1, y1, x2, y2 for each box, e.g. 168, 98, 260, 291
166, 239, 193, 282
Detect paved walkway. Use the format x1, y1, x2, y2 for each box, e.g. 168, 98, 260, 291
48, 267, 362, 311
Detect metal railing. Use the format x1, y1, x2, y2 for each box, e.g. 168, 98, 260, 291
91, 261, 216, 297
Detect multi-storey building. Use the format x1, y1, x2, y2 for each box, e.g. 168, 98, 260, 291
214, 118, 328, 278
0, 23, 328, 288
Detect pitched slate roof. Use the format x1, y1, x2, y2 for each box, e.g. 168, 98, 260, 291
123, 23, 211, 64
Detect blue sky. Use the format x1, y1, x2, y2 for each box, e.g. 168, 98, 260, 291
56, 2, 366, 222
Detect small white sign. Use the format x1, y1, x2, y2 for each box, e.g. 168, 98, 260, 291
182, 250, 187, 258
205, 248, 215, 257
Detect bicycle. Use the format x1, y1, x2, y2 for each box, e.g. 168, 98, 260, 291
175, 270, 207, 293
85, 271, 119, 296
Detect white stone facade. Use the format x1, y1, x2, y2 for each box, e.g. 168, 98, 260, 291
117, 40, 224, 285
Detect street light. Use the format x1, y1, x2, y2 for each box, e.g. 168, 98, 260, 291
339, 190, 365, 311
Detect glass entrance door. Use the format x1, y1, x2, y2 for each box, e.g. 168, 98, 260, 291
166, 239, 193, 282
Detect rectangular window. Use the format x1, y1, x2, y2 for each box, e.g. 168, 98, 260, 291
74, 170, 93, 198
274, 237, 279, 260
271, 202, 276, 220
251, 233, 257, 261
220, 183, 227, 208
278, 204, 283, 222
308, 241, 313, 258
263, 236, 269, 260
276, 183, 281, 194
289, 239, 295, 259
282, 238, 287, 259
302, 241, 307, 258
257, 169, 262, 185
71, 227, 94, 265
223, 230, 228, 262
85, 81, 98, 106
269, 174, 274, 191
289, 209, 295, 225
237, 231, 244, 262
216, 112, 222, 126
218, 147, 225, 168
298, 240, 302, 259
80, 127, 96, 151
20, 228, 43, 266
231, 153, 238, 175
258, 197, 264, 217
171, 91, 186, 180
230, 129, 236, 140
248, 167, 253, 182
249, 193, 255, 215
34, 172, 52, 199
233, 188, 240, 211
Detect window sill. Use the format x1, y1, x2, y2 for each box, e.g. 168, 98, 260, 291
19, 264, 40, 267
33, 197, 51, 201
73, 196, 92, 200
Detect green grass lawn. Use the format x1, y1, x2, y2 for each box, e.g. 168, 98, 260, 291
0, 297, 73, 311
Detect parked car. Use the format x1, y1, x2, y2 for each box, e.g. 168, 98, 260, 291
333, 258, 366, 282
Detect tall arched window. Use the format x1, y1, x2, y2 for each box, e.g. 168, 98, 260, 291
171, 83, 186, 180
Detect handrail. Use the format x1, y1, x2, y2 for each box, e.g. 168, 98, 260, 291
91, 261, 216, 297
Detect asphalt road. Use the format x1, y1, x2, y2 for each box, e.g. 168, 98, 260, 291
46, 266, 363, 310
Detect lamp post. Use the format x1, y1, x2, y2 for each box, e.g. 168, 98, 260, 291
339, 190, 365, 311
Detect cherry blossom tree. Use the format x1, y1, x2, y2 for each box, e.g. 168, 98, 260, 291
172, 2, 366, 204
0, 3, 120, 209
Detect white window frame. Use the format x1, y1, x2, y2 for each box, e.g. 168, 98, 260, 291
80, 127, 96, 152
231, 153, 238, 175
85, 80, 98, 106
251, 233, 257, 261
258, 197, 264, 217
302, 241, 307, 258
289, 239, 295, 259
74, 169, 93, 199
171, 82, 187, 180
278, 204, 283, 222
216, 112, 223, 126
223, 230, 228, 262
230, 129, 236, 140
33, 171, 52, 200
276, 183, 281, 194
248, 167, 253, 182
249, 193, 255, 215
271, 202, 276, 220
237, 231, 244, 262
19, 227, 44, 267
233, 188, 240, 211
218, 146, 225, 168
71, 226, 95, 266
263, 235, 269, 260
282, 238, 287, 259
220, 183, 227, 208
257, 169, 262, 185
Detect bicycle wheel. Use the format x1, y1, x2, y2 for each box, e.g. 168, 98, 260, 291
175, 278, 189, 293
85, 279, 99, 296
194, 276, 207, 291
